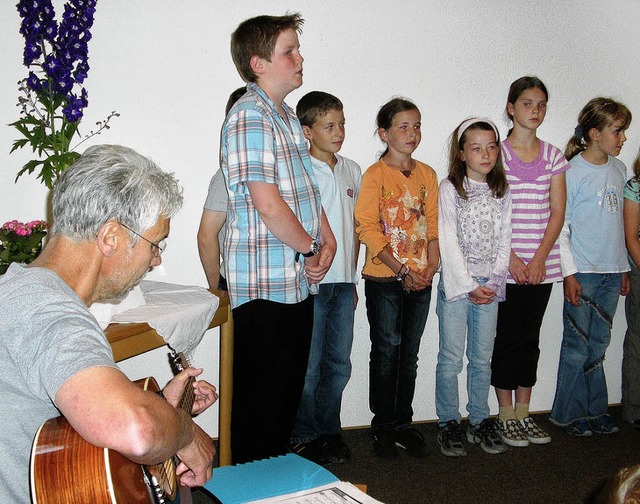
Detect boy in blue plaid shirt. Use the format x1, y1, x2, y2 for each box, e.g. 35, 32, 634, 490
221, 13, 336, 464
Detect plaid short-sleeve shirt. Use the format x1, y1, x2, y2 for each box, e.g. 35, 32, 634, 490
221, 83, 321, 308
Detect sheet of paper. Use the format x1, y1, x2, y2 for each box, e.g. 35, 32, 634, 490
247, 482, 384, 504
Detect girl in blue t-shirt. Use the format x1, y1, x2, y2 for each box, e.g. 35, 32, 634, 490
551, 97, 632, 436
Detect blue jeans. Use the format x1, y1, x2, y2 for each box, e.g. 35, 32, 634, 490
550, 273, 622, 426
291, 283, 355, 442
365, 279, 432, 430
435, 278, 498, 426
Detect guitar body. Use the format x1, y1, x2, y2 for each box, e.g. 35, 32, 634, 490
30, 376, 191, 504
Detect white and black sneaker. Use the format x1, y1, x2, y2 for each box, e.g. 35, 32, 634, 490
518, 416, 551, 444
467, 419, 506, 454
497, 418, 530, 447
437, 420, 467, 457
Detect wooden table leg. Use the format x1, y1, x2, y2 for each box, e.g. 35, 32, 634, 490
218, 305, 234, 466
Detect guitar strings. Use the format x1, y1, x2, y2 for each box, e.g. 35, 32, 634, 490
151, 349, 196, 498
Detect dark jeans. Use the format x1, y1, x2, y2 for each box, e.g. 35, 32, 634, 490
230, 297, 313, 464
624, 264, 640, 421
365, 279, 431, 430
491, 283, 553, 390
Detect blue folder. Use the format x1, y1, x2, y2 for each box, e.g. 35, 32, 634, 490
203, 453, 340, 503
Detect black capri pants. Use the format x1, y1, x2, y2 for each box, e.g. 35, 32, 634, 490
491, 282, 553, 390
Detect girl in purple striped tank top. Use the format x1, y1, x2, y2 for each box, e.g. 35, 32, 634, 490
490, 76, 569, 448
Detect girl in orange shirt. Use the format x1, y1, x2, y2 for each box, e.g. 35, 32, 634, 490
355, 98, 439, 459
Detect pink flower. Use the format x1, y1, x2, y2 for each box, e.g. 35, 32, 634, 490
0, 219, 48, 268
26, 220, 47, 229
2, 220, 48, 236
26, 220, 47, 232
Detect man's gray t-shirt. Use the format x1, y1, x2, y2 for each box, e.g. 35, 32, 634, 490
0, 263, 117, 503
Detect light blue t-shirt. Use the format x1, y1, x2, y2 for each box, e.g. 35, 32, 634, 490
624, 176, 640, 238
562, 153, 629, 274
624, 176, 640, 269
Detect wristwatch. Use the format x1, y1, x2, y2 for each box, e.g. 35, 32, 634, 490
302, 239, 322, 258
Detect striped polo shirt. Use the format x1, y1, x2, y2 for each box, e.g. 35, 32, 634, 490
501, 139, 570, 283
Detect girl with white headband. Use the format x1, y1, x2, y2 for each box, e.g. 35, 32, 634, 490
435, 117, 511, 457
491, 76, 569, 447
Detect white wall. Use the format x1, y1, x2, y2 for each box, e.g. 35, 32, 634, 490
2, 1, 639, 436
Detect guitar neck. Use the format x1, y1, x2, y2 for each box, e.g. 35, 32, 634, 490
172, 351, 196, 414
177, 377, 196, 414
144, 350, 196, 503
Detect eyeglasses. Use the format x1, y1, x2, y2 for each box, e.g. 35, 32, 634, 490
119, 222, 167, 256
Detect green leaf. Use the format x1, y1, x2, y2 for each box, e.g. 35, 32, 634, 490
64, 121, 79, 143
25, 231, 46, 251
10, 138, 30, 154
16, 159, 44, 176
39, 160, 56, 189
9, 115, 43, 127
10, 121, 34, 139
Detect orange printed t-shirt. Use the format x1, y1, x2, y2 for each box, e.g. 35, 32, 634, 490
355, 159, 438, 279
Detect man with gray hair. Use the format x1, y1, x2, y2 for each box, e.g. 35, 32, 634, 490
0, 145, 216, 503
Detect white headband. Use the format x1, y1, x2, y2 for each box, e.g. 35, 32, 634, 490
457, 117, 499, 143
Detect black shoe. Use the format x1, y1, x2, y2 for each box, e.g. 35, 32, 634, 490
320, 434, 351, 463
590, 414, 619, 434
289, 438, 332, 466
437, 420, 467, 457
371, 427, 399, 459
395, 426, 429, 458
627, 419, 640, 432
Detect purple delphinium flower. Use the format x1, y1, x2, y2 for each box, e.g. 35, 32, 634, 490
13, 0, 108, 189
17, 0, 97, 122
62, 92, 84, 122
73, 60, 89, 83
23, 42, 42, 66
17, 0, 58, 65
26, 71, 43, 93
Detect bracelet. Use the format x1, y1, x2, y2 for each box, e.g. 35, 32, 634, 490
400, 267, 411, 291
396, 264, 407, 281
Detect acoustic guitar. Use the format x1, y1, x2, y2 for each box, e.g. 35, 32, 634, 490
30, 351, 195, 504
